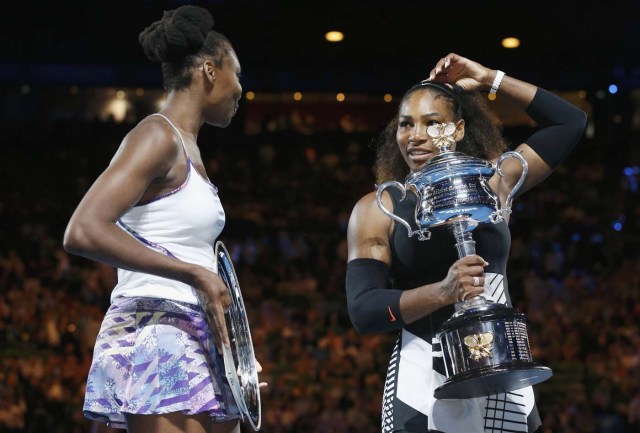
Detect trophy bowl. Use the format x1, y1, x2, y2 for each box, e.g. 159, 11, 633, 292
377, 147, 525, 243
406, 151, 498, 228
215, 241, 261, 431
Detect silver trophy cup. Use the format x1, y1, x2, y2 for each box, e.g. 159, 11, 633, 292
376, 123, 552, 399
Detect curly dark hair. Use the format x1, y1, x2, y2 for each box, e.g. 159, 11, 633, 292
374, 84, 508, 183
138, 5, 232, 91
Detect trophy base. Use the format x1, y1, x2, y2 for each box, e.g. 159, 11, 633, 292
433, 363, 552, 400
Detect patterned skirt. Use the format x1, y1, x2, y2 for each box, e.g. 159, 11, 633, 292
83, 296, 240, 429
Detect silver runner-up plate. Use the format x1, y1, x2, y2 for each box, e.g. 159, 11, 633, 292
215, 241, 262, 431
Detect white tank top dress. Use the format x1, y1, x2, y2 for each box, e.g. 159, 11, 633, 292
111, 113, 226, 305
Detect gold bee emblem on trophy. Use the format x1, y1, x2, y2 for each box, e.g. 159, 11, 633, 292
464, 332, 494, 361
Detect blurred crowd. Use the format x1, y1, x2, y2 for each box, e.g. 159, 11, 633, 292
0, 112, 639, 433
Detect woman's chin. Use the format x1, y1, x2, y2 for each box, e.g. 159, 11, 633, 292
409, 161, 429, 173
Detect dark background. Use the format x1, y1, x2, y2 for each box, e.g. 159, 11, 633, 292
1, 0, 639, 92
1, 1, 639, 433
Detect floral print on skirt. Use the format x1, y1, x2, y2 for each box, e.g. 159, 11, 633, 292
83, 296, 239, 429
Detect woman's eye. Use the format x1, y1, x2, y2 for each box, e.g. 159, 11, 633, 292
399, 121, 411, 128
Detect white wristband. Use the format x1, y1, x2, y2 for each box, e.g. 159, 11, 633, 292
490, 70, 505, 95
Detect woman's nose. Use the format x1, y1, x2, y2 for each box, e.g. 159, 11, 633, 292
409, 127, 428, 143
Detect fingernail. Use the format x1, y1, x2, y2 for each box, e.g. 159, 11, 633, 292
484, 261, 489, 266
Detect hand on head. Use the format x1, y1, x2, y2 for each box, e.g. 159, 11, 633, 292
426, 53, 493, 93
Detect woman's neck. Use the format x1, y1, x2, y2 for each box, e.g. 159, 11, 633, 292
159, 90, 204, 139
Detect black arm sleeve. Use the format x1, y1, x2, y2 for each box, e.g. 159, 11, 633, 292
345, 258, 405, 334
524, 88, 588, 168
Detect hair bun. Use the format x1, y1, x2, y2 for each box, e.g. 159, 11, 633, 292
139, 5, 214, 63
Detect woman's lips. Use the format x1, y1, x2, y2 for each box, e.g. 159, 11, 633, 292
408, 148, 433, 163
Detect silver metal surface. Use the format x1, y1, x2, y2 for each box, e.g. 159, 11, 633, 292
216, 241, 261, 431
376, 146, 528, 240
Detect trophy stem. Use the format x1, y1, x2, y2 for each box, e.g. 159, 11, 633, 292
452, 221, 476, 258
451, 221, 486, 306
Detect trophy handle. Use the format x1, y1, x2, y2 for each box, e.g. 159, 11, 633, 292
376, 181, 431, 240
495, 151, 528, 218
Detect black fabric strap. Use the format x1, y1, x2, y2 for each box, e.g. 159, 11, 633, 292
524, 88, 587, 168
346, 258, 405, 334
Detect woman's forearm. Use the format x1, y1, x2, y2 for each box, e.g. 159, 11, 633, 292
482, 70, 538, 109
64, 218, 199, 287
399, 282, 450, 324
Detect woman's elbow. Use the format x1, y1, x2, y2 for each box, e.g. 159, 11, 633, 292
63, 220, 92, 256
347, 301, 376, 335
571, 109, 588, 138
349, 317, 371, 335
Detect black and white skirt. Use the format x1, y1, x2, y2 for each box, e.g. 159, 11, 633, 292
381, 273, 541, 433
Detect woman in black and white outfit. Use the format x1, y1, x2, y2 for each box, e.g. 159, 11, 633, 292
346, 53, 586, 433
